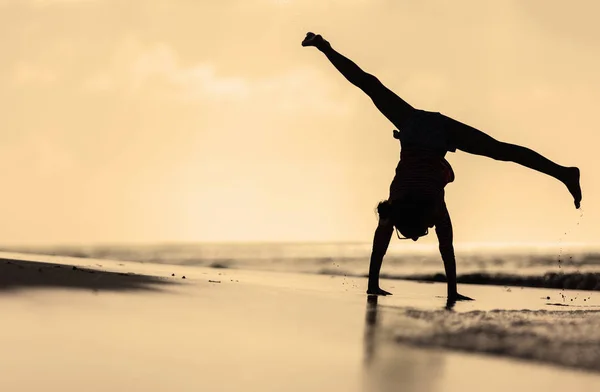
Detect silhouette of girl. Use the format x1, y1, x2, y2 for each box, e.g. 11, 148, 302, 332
302, 32, 582, 302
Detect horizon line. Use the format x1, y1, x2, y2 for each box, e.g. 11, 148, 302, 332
0, 240, 597, 249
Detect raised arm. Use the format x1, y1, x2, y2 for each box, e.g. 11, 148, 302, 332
302, 32, 415, 130
367, 217, 394, 296
435, 202, 473, 305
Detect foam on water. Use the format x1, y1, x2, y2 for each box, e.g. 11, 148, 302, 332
386, 307, 600, 371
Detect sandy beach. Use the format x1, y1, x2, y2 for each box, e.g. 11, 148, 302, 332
1, 251, 600, 392
3, 0, 599, 390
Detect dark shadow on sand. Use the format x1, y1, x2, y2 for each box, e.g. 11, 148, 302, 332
0, 258, 176, 293
363, 295, 446, 391
364, 295, 379, 366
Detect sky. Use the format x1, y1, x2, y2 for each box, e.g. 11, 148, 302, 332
0, 0, 598, 245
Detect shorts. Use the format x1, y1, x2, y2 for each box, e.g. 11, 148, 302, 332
397, 110, 457, 153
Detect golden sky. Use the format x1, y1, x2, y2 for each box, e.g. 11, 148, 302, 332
0, 0, 598, 245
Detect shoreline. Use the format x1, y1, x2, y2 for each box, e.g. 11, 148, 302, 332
1, 252, 600, 391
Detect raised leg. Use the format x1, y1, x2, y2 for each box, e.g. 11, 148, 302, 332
444, 115, 582, 208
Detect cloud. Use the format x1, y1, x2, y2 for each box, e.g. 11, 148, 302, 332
0, 0, 99, 6
0, 137, 75, 180
82, 72, 113, 92
127, 44, 251, 101
13, 62, 58, 85
83, 37, 349, 115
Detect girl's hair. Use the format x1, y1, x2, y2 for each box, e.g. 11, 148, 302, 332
376, 200, 394, 220
376, 196, 436, 240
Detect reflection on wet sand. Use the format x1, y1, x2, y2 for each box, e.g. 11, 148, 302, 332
363, 295, 446, 392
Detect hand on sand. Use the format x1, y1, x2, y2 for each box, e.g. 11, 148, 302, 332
366, 287, 392, 296
454, 293, 474, 301
445, 292, 473, 309
301, 32, 329, 49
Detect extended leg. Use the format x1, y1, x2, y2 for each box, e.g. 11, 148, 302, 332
444, 116, 582, 208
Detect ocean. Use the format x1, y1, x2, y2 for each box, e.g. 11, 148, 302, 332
4, 242, 600, 292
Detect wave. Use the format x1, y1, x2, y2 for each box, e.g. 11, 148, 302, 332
400, 272, 600, 291
5, 244, 600, 268
5, 244, 600, 291
318, 269, 600, 291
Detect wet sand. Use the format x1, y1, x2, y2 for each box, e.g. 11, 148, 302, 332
1, 252, 600, 392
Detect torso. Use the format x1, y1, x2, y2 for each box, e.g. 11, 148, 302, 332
388, 147, 455, 203
387, 110, 457, 239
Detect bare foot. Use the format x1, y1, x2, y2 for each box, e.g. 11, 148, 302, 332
366, 287, 392, 296
301, 32, 329, 50
563, 167, 581, 209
